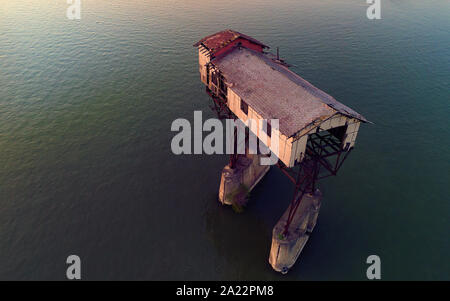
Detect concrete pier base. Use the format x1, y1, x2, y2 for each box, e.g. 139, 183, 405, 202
218, 154, 270, 206
269, 190, 322, 274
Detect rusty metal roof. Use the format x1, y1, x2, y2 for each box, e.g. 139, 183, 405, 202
212, 47, 367, 137
194, 29, 269, 53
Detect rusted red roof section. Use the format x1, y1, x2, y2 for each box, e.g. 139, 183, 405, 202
193, 29, 269, 53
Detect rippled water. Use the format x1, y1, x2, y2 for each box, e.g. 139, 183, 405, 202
0, 0, 449, 280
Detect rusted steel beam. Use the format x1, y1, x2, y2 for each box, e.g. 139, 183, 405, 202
311, 133, 341, 153
313, 132, 342, 150
276, 162, 298, 185
305, 148, 336, 176
309, 138, 331, 156
283, 170, 313, 235
335, 147, 353, 172
282, 161, 316, 233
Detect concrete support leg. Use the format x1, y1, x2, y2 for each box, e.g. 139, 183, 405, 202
269, 190, 322, 274
218, 154, 270, 206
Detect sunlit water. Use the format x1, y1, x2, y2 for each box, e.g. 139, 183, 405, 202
0, 0, 449, 280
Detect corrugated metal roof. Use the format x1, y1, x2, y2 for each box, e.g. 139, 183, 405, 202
212, 47, 367, 137
193, 29, 269, 53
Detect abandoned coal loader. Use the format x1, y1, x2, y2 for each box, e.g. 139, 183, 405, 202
193, 30, 369, 274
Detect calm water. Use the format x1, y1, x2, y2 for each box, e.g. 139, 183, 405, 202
0, 0, 449, 280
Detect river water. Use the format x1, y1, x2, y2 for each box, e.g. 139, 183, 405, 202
1, 0, 449, 280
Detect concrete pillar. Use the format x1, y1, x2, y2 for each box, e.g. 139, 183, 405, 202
218, 154, 270, 206
269, 190, 322, 274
